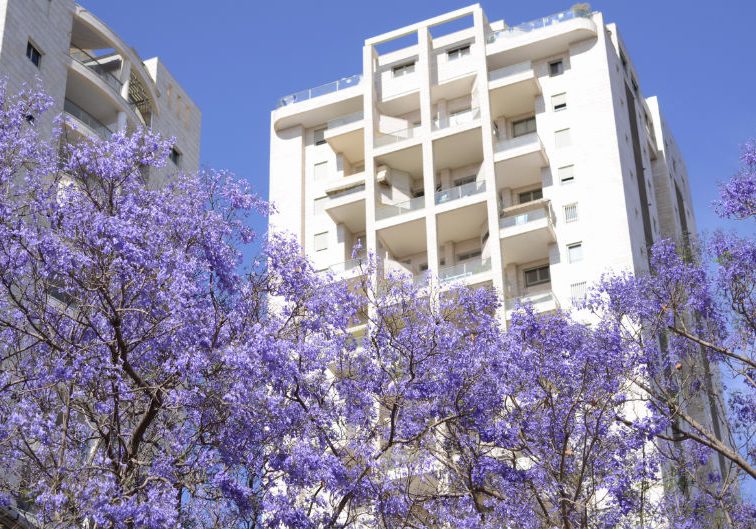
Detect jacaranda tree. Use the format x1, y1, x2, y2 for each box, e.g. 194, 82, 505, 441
0, 85, 752, 528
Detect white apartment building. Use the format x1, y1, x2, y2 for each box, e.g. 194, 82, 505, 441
269, 4, 696, 320
0, 0, 201, 184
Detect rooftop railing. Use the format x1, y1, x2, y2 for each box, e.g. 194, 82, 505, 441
439, 257, 491, 284
69, 47, 123, 94
375, 195, 425, 221
487, 7, 592, 44
63, 99, 113, 140
435, 180, 486, 205
276, 74, 363, 108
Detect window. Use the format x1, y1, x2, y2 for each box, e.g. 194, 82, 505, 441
555, 128, 571, 148
313, 197, 328, 215
313, 161, 329, 181
169, 147, 182, 166
524, 265, 550, 287
457, 249, 481, 262
392, 61, 416, 77
314, 232, 328, 252
454, 175, 476, 187
564, 203, 579, 223
26, 41, 41, 67
518, 188, 543, 204
571, 281, 588, 305
558, 165, 575, 184
447, 44, 471, 60
552, 92, 567, 111
512, 116, 536, 137
568, 242, 583, 263
549, 59, 563, 76
313, 127, 327, 146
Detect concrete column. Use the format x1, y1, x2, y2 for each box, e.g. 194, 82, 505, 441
472, 6, 507, 320
363, 44, 378, 285
500, 187, 513, 208
418, 27, 439, 281
119, 59, 132, 101
439, 167, 451, 190
436, 98, 448, 129
116, 111, 127, 132
443, 241, 455, 267
336, 223, 347, 262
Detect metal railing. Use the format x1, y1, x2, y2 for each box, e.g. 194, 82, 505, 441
69, 47, 123, 94
327, 111, 364, 130
439, 258, 491, 284
505, 290, 557, 310
487, 8, 592, 43
500, 199, 554, 229
374, 124, 421, 147
63, 99, 113, 139
375, 195, 426, 220
277, 74, 362, 108
432, 107, 480, 131
495, 132, 540, 153
435, 180, 486, 205
488, 61, 533, 82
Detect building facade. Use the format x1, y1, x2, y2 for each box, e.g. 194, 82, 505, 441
0, 0, 201, 184
269, 4, 695, 316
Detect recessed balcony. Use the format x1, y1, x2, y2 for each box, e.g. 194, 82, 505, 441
374, 124, 422, 150
63, 98, 114, 140
375, 194, 425, 222
432, 106, 480, 136
325, 111, 365, 162
438, 257, 492, 286
499, 199, 556, 263
494, 132, 547, 164
504, 289, 559, 318
320, 256, 368, 283
488, 61, 541, 117
323, 176, 366, 233
434, 180, 486, 207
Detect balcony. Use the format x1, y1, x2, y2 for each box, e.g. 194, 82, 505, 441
325, 111, 365, 162
488, 61, 540, 117
439, 257, 492, 285
374, 124, 422, 149
375, 195, 425, 221
432, 107, 480, 133
324, 175, 366, 232
494, 132, 548, 167
435, 180, 486, 206
320, 256, 368, 282
505, 289, 559, 316
69, 47, 123, 95
277, 74, 362, 108
63, 99, 114, 140
499, 199, 556, 264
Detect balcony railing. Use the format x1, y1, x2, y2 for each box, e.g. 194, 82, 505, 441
495, 132, 540, 154
63, 99, 113, 140
435, 180, 486, 205
500, 199, 554, 229
69, 47, 124, 94
327, 111, 364, 130
432, 107, 480, 131
487, 7, 592, 43
325, 256, 367, 276
375, 195, 425, 221
374, 124, 421, 148
277, 74, 362, 108
505, 290, 557, 311
439, 257, 491, 284
488, 61, 533, 82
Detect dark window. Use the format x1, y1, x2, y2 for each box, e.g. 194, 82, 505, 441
454, 175, 476, 187
512, 116, 536, 137
169, 147, 182, 166
26, 41, 41, 67
314, 127, 327, 146
392, 61, 416, 77
518, 188, 543, 204
457, 249, 481, 262
447, 45, 471, 60
524, 265, 550, 287
549, 60, 563, 76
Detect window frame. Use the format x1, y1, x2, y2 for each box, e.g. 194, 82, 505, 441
524, 265, 551, 287
313, 127, 327, 146
26, 41, 42, 68
314, 232, 328, 252
392, 61, 416, 77
517, 188, 543, 204
548, 59, 564, 77
552, 92, 567, 111
567, 242, 583, 263
564, 202, 579, 223
446, 44, 471, 61
169, 147, 182, 166
558, 165, 575, 184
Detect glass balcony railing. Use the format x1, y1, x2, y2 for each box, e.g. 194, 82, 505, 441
375, 195, 425, 220
439, 258, 491, 284
488, 61, 533, 82
432, 107, 480, 131
435, 180, 486, 205
324, 256, 367, 276
277, 75, 362, 108
505, 290, 557, 311
69, 47, 124, 94
500, 200, 554, 229
374, 124, 421, 148
327, 111, 364, 130
495, 132, 540, 153
63, 99, 113, 140
487, 7, 592, 43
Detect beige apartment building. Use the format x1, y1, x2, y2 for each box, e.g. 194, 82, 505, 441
0, 0, 201, 184
269, 4, 695, 319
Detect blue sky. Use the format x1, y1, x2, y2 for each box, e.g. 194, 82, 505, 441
79, 0, 755, 240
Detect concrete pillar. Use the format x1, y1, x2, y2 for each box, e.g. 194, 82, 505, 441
116, 111, 127, 132
436, 98, 448, 129
119, 59, 132, 101
439, 167, 451, 190
443, 241, 455, 267
500, 187, 513, 208
363, 44, 378, 287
